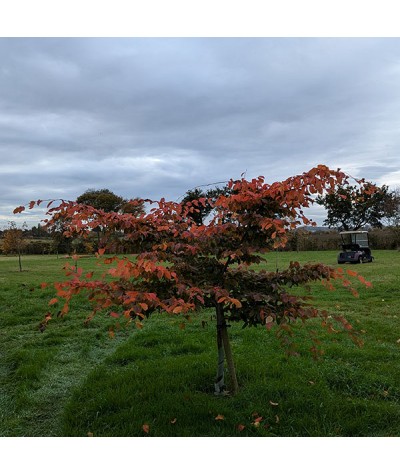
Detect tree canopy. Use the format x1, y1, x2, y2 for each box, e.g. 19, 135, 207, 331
180, 186, 231, 225
15, 165, 371, 394
2, 221, 27, 271
316, 182, 398, 230
77, 188, 144, 216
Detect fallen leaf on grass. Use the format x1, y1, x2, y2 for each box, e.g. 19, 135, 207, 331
142, 424, 150, 434
87, 432, 93, 437
170, 418, 177, 424
237, 424, 246, 432
275, 415, 280, 423
308, 380, 315, 385
269, 400, 279, 406
215, 414, 225, 421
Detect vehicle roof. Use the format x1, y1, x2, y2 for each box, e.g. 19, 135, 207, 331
339, 231, 369, 235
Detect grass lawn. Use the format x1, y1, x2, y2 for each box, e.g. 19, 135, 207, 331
1, 251, 399, 436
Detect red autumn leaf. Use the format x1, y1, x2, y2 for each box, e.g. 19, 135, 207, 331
98, 248, 106, 256
237, 424, 246, 432
48, 298, 58, 306
40, 282, 48, 289
346, 269, 357, 277
13, 206, 25, 214
142, 424, 150, 434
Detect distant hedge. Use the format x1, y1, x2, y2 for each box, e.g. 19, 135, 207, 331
1, 227, 399, 255
285, 227, 400, 251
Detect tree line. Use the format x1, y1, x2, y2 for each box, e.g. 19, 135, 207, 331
2, 183, 400, 261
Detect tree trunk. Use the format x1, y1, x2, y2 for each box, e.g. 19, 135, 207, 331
214, 304, 239, 395
221, 324, 239, 394
18, 251, 22, 272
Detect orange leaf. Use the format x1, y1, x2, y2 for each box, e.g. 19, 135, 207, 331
230, 298, 242, 308
40, 282, 48, 289
98, 248, 106, 256
142, 424, 150, 434
215, 414, 225, 421
346, 269, 357, 277
13, 206, 25, 214
108, 328, 115, 339
48, 298, 58, 306
135, 321, 144, 330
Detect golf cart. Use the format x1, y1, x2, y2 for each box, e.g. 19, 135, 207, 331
337, 231, 374, 264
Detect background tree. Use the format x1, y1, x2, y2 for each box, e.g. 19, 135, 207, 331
316, 183, 396, 230
17, 165, 371, 395
180, 185, 231, 225
382, 186, 400, 227
2, 221, 27, 271
118, 199, 145, 217
76, 188, 145, 215
76, 189, 125, 212
76, 189, 144, 246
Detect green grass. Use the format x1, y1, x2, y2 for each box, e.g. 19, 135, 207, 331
1, 251, 400, 436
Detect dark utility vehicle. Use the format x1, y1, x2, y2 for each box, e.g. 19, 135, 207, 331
337, 231, 374, 264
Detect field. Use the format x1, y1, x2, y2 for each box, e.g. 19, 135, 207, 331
1, 251, 399, 437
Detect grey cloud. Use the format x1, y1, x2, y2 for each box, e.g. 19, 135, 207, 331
1, 38, 400, 227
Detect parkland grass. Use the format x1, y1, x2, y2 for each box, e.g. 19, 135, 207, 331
1, 251, 399, 436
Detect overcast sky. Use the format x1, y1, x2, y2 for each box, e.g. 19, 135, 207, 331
1, 37, 400, 228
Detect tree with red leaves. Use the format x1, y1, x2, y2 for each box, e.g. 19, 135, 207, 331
14, 165, 372, 395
